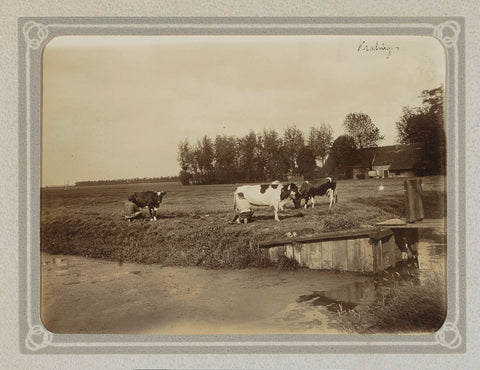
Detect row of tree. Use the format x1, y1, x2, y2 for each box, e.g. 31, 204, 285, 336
75, 176, 179, 186
177, 110, 384, 185
177, 85, 445, 184
177, 125, 334, 185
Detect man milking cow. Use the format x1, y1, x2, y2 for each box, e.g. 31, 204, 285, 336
231, 182, 300, 223
124, 191, 166, 221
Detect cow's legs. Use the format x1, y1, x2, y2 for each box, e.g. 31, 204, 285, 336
148, 206, 156, 221
327, 189, 334, 208
312, 196, 315, 209
273, 205, 280, 221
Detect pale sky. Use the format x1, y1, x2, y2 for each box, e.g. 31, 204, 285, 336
42, 35, 445, 186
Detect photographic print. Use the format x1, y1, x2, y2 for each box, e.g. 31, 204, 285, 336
18, 17, 465, 354
40, 33, 447, 334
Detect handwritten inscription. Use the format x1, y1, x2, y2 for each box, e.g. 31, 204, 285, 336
357, 40, 400, 59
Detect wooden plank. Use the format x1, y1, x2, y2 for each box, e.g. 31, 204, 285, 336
307, 242, 323, 269
258, 228, 379, 248
355, 238, 365, 272
381, 235, 396, 269
376, 218, 445, 229
363, 240, 374, 272
374, 239, 384, 272
298, 244, 308, 267
346, 238, 356, 271
333, 239, 348, 271
404, 179, 416, 222
268, 246, 284, 262
321, 241, 334, 270
415, 179, 424, 220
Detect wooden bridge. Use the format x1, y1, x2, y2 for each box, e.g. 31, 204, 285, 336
259, 178, 445, 273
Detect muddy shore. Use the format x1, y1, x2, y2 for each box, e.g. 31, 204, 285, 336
40, 252, 374, 335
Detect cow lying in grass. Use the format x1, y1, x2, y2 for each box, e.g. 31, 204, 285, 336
298, 178, 337, 209
127, 191, 166, 221
231, 182, 300, 223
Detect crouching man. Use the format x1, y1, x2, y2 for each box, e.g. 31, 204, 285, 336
124, 201, 143, 222
230, 192, 254, 224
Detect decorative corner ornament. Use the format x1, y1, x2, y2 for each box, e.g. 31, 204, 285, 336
22, 21, 49, 50
435, 321, 462, 349
433, 20, 461, 48
25, 324, 53, 351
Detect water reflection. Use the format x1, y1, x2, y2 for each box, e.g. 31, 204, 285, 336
299, 241, 446, 311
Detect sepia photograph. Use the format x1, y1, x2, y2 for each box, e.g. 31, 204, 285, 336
40, 34, 447, 336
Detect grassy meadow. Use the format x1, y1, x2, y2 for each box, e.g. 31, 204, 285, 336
41, 176, 446, 269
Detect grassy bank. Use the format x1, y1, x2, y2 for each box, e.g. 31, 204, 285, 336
337, 269, 447, 333
41, 176, 446, 269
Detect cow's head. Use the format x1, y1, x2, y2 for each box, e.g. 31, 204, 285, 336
154, 191, 166, 209
281, 183, 300, 203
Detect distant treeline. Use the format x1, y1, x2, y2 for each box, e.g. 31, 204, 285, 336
177, 125, 334, 185
75, 176, 179, 186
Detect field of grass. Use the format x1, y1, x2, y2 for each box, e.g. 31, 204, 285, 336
41, 176, 446, 269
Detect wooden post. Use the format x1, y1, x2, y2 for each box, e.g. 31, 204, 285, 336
404, 178, 424, 223
414, 179, 424, 221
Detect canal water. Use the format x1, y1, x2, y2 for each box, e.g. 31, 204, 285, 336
300, 240, 447, 313
41, 240, 446, 334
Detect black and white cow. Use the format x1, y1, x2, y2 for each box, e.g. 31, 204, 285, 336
232, 182, 300, 222
298, 177, 337, 209
128, 191, 166, 221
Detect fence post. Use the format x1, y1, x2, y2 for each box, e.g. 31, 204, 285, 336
404, 178, 424, 223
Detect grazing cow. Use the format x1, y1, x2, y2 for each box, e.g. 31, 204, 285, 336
298, 177, 337, 209
128, 191, 166, 221
232, 182, 299, 222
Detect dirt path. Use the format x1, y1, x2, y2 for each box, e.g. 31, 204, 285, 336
41, 253, 372, 335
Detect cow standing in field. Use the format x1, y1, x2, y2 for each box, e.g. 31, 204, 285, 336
231, 182, 300, 223
128, 191, 166, 221
298, 178, 337, 209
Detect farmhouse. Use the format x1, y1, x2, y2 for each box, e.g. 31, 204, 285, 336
323, 143, 425, 179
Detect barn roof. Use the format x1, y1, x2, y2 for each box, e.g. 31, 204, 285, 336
350, 147, 377, 168
320, 143, 424, 172
388, 144, 424, 170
